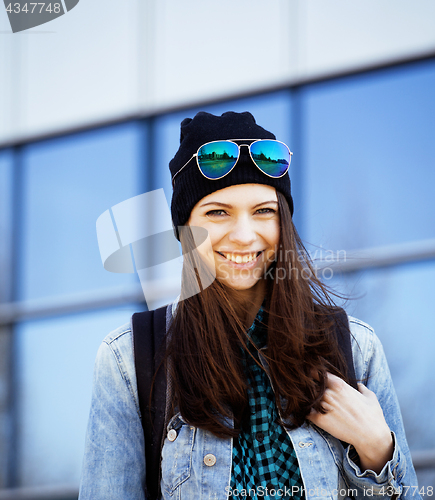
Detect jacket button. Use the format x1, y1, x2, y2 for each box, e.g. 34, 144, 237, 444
299, 441, 312, 448
167, 429, 177, 442
204, 453, 216, 466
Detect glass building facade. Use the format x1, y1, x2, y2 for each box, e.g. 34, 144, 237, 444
0, 56, 434, 497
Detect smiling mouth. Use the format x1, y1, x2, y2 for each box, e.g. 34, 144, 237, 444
216, 251, 263, 264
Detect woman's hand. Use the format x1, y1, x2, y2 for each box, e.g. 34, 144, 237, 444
306, 373, 394, 474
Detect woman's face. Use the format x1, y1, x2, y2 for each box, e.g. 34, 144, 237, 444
187, 184, 280, 293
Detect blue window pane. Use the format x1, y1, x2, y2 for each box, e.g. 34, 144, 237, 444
18, 122, 147, 301
328, 260, 435, 451
153, 91, 294, 208
16, 305, 139, 487
0, 149, 14, 303
302, 60, 435, 250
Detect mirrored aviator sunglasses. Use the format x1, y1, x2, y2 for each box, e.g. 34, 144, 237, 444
172, 139, 293, 186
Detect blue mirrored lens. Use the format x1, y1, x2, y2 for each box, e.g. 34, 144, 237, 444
197, 141, 239, 179
250, 140, 290, 177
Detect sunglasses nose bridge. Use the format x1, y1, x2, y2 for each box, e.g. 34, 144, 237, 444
237, 143, 252, 159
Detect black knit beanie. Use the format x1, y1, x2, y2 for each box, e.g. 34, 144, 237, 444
169, 111, 293, 240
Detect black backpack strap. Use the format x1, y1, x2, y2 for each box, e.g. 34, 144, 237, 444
132, 305, 168, 500
332, 308, 358, 390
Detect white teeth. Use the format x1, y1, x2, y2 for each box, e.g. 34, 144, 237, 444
224, 253, 257, 263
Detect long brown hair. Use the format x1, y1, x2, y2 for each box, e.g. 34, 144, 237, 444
165, 191, 350, 437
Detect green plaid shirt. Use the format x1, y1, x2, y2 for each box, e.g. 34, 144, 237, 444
230, 306, 305, 500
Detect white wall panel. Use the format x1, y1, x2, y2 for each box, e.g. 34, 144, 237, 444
299, 0, 435, 78
0, 14, 21, 141
0, 0, 435, 142
0, 0, 142, 141
152, 0, 435, 106
150, 0, 295, 108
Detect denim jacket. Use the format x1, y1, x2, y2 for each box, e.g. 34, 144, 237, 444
79, 307, 420, 500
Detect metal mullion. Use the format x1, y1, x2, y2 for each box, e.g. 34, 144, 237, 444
290, 86, 304, 234
0, 149, 15, 488
0, 484, 78, 499
5, 145, 24, 487
0, 326, 13, 489
313, 238, 435, 273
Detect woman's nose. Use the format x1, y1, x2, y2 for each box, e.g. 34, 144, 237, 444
228, 216, 256, 246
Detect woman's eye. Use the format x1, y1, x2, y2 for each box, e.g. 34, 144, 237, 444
206, 209, 227, 217
256, 208, 276, 214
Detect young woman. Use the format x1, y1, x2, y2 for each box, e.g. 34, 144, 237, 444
79, 111, 420, 500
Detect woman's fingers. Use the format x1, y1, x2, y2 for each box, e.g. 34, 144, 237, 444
326, 372, 353, 392
322, 374, 359, 407
357, 382, 377, 400
307, 372, 393, 474
307, 373, 375, 442
309, 401, 334, 416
